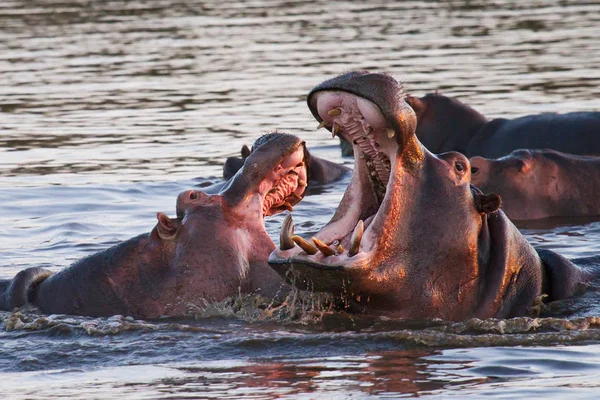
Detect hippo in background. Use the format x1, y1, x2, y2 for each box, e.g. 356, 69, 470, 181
471, 149, 600, 221
0, 133, 308, 319
269, 71, 593, 321
223, 135, 350, 186
405, 93, 600, 158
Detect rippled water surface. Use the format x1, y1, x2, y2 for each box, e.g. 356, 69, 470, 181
2, 0, 600, 398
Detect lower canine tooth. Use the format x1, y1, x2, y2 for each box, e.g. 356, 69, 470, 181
332, 122, 340, 138
349, 220, 364, 257
293, 236, 318, 255
317, 120, 328, 130
280, 214, 295, 250
312, 238, 335, 257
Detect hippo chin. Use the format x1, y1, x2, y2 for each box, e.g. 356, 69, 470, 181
269, 71, 588, 321
471, 149, 600, 220
406, 93, 600, 158
0, 133, 308, 319
223, 134, 350, 185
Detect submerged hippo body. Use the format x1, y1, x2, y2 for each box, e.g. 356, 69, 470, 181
406, 93, 600, 158
0, 133, 309, 318
471, 149, 600, 220
223, 139, 349, 185
269, 72, 590, 321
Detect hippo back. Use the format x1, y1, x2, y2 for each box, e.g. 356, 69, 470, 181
468, 112, 600, 158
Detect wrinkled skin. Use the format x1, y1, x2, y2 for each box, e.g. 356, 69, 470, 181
471, 149, 600, 220
406, 93, 600, 158
0, 133, 308, 318
269, 71, 590, 321
223, 137, 349, 186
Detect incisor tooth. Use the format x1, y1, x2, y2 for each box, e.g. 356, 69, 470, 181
280, 214, 295, 250
349, 220, 364, 257
312, 237, 335, 257
387, 128, 395, 138
337, 244, 345, 254
289, 192, 303, 201
328, 108, 341, 116
293, 236, 317, 255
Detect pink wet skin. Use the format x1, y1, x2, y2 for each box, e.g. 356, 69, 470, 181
259, 146, 308, 216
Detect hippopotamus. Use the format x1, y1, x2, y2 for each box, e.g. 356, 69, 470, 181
0, 133, 308, 318
268, 71, 590, 321
223, 136, 350, 185
405, 93, 600, 158
471, 149, 600, 220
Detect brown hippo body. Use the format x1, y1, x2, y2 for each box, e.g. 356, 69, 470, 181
471, 149, 600, 220
406, 93, 600, 158
269, 72, 590, 321
0, 133, 308, 319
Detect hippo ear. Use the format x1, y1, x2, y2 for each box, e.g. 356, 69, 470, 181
241, 145, 251, 159
405, 94, 426, 118
475, 193, 502, 214
156, 212, 180, 240
517, 158, 533, 174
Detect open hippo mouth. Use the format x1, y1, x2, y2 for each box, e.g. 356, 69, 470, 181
221, 133, 310, 219
269, 72, 419, 293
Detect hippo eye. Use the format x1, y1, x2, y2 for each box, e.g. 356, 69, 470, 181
471, 166, 479, 174
454, 161, 466, 173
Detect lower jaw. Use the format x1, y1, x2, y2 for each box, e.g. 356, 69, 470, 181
268, 255, 364, 293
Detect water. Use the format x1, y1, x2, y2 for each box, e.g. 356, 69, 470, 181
1, 0, 600, 398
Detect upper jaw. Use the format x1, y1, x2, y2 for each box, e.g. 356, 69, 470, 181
221, 134, 309, 217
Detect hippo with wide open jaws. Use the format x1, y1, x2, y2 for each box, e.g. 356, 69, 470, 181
0, 133, 308, 319
269, 71, 591, 321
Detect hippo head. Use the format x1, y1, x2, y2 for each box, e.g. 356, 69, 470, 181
470, 149, 565, 220
269, 72, 543, 321
151, 133, 309, 299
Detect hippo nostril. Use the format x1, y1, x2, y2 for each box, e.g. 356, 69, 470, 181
189, 191, 198, 200
471, 167, 479, 174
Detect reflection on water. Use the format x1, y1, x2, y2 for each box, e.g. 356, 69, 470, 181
1, 0, 600, 398
2, 341, 600, 399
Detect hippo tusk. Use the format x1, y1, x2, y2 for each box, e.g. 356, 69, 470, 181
292, 236, 318, 255
386, 128, 395, 138
312, 237, 335, 257
281, 202, 293, 212
280, 214, 295, 250
332, 122, 340, 138
349, 220, 364, 257
328, 108, 341, 116
317, 120, 328, 130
